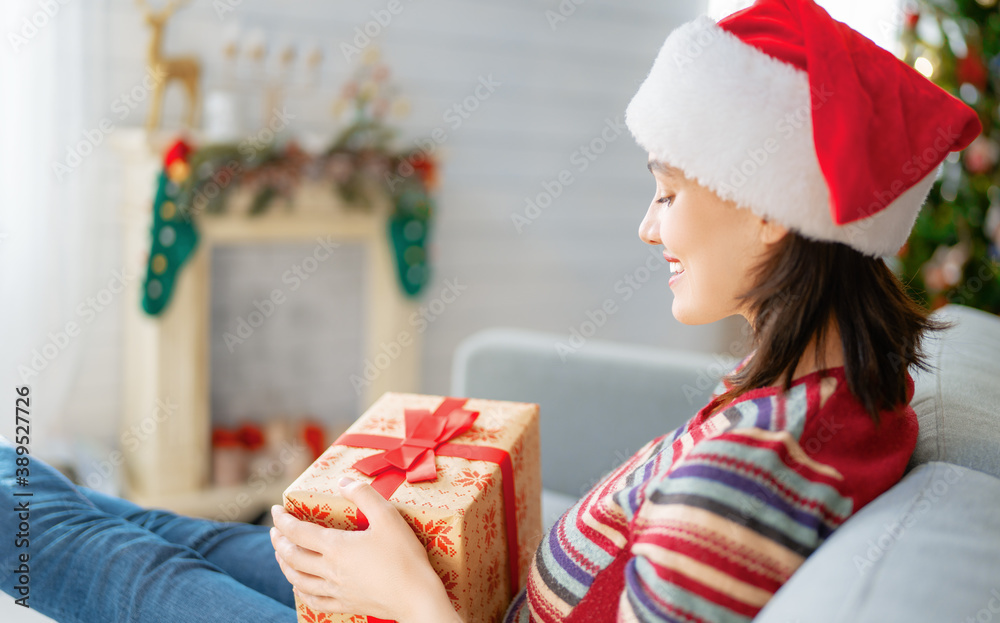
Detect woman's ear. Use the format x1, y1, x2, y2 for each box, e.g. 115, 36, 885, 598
758, 215, 789, 246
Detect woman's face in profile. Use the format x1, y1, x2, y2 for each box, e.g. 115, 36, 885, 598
638, 154, 786, 326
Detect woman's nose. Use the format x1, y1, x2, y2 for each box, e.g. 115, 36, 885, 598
638, 206, 660, 245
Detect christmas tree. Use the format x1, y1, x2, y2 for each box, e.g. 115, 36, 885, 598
896, 0, 1000, 314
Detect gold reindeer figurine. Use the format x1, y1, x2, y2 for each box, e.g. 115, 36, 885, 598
136, 0, 202, 132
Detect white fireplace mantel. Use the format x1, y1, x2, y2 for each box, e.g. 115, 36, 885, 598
113, 128, 420, 519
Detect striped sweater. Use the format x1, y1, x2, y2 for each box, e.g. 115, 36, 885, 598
502, 355, 918, 622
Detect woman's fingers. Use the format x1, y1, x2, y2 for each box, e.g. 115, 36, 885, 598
271, 505, 342, 556
336, 478, 395, 525
273, 549, 332, 597
270, 526, 329, 578
294, 586, 345, 616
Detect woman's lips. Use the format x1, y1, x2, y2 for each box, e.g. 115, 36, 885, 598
664, 250, 684, 287
669, 268, 685, 287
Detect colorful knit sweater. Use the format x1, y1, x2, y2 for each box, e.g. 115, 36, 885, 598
502, 355, 918, 622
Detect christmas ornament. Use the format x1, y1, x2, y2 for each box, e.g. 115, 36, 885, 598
135, 0, 202, 132
957, 46, 990, 91
964, 134, 999, 174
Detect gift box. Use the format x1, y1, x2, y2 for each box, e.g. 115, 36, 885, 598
282, 392, 542, 623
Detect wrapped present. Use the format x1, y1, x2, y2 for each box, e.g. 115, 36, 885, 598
282, 392, 542, 623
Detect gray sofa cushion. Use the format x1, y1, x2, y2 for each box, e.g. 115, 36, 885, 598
452, 328, 727, 497
908, 305, 1000, 479
755, 461, 1000, 622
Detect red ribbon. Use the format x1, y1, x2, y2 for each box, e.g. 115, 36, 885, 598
333, 397, 521, 621
350, 397, 479, 492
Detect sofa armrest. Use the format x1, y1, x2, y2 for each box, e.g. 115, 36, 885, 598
754, 461, 1000, 622
451, 328, 728, 498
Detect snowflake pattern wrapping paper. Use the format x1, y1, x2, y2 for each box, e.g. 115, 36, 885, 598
282, 392, 543, 623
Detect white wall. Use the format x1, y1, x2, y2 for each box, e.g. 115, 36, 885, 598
48, 0, 744, 452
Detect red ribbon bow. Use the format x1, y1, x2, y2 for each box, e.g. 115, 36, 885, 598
351, 397, 478, 488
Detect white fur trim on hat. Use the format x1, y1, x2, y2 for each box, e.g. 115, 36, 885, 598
625, 15, 935, 257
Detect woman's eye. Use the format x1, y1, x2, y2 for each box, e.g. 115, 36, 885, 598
657, 195, 674, 206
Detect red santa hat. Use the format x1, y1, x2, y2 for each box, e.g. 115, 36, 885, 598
624, 0, 982, 257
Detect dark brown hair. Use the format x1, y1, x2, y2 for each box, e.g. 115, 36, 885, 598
712, 231, 951, 426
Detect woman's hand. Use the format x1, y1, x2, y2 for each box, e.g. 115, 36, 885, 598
270, 477, 462, 623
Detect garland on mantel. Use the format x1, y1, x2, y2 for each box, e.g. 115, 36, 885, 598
140, 70, 438, 316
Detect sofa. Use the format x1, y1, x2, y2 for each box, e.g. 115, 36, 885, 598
450, 303, 1000, 621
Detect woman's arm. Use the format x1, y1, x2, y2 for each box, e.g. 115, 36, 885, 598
617, 430, 852, 621
270, 477, 465, 623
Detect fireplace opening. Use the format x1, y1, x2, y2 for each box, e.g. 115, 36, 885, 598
208, 241, 367, 485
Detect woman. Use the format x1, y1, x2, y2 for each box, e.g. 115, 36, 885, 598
1, 1, 980, 622
269, 0, 981, 621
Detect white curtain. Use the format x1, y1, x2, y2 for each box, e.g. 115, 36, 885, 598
0, 1, 92, 460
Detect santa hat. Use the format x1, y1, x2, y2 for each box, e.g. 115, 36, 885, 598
624, 0, 982, 257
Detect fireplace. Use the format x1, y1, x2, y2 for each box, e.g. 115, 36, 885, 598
114, 129, 421, 519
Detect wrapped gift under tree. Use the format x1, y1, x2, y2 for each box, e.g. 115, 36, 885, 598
282, 392, 542, 623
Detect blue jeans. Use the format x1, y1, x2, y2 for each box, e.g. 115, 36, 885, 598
0, 436, 296, 622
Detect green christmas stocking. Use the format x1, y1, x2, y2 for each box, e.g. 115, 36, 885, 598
141, 166, 199, 316
388, 187, 432, 297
